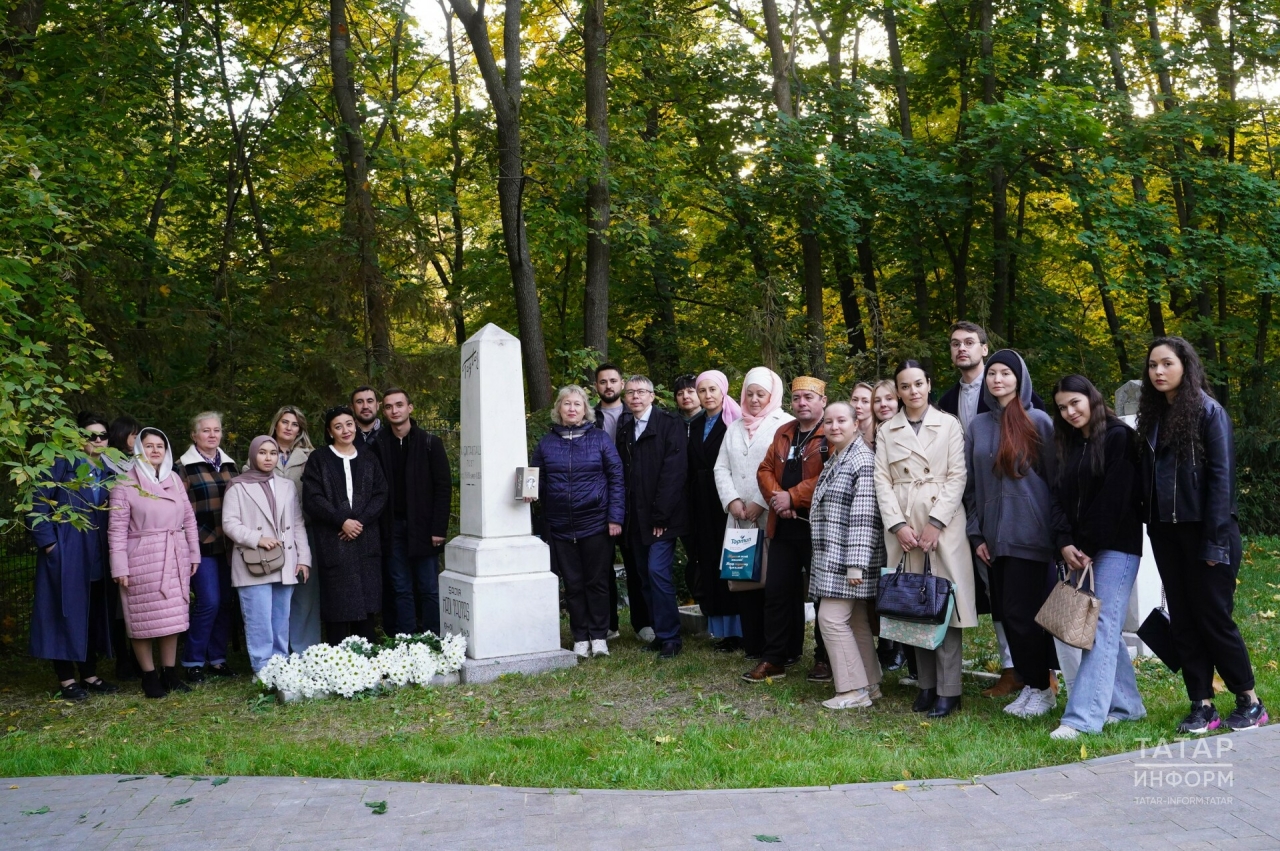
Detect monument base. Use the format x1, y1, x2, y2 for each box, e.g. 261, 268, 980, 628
459, 649, 579, 685
439, 565, 565, 660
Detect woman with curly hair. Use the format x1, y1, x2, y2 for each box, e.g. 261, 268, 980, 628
1137, 337, 1266, 733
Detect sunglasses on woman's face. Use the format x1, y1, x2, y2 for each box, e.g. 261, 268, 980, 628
86, 431, 108, 441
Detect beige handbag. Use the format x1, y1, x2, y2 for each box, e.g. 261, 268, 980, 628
240, 543, 286, 577
1035, 562, 1100, 650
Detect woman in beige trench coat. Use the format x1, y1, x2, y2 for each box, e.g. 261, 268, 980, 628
873, 360, 976, 718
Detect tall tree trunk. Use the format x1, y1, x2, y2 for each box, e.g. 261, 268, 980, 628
1078, 199, 1131, 376
980, 0, 1009, 339
1099, 0, 1166, 337
449, 0, 553, 408
640, 104, 680, 382
582, 0, 610, 358
883, 0, 931, 359
760, 0, 826, 378
442, 3, 467, 346
330, 0, 391, 376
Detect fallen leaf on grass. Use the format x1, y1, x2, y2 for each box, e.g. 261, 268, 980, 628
653, 735, 673, 745
189, 776, 207, 781
892, 784, 908, 791
1080, 744, 1088, 760
9, 785, 18, 789
901, 769, 911, 779
172, 798, 192, 806
211, 778, 228, 787
754, 836, 781, 843
22, 806, 50, 815
1259, 610, 1276, 619
599, 701, 614, 707
366, 800, 387, 815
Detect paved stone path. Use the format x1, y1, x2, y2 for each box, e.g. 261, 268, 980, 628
3, 725, 1277, 850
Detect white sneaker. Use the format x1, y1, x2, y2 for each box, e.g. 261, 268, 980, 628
591, 639, 609, 657
823, 688, 873, 710
637, 627, 655, 643
1004, 686, 1035, 716
1020, 688, 1057, 718
573, 641, 590, 659
1105, 714, 1124, 726
899, 675, 918, 686
606, 630, 620, 640
1050, 724, 1080, 740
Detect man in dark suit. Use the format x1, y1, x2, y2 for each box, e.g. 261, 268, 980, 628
616, 375, 688, 659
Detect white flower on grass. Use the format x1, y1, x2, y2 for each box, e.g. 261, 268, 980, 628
257, 632, 466, 701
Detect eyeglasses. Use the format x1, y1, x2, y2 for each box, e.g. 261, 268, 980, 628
625, 389, 653, 397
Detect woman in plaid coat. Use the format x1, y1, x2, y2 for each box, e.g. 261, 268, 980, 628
809, 402, 886, 710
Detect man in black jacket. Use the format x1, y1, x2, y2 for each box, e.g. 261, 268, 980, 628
594, 363, 648, 641
374, 388, 453, 637
616, 375, 688, 658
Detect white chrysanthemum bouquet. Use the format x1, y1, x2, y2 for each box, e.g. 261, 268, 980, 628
257, 632, 467, 700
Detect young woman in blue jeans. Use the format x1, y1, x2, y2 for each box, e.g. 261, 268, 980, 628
1048, 375, 1145, 739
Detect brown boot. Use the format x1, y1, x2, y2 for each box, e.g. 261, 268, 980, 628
981, 667, 1024, 698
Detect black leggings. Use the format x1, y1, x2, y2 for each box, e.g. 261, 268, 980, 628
551, 534, 614, 641
1149, 521, 1254, 701
993, 556, 1058, 690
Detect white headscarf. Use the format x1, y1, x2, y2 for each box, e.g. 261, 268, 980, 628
739, 366, 785, 440
133, 427, 175, 485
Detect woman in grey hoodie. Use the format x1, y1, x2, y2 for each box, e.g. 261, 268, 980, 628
964, 349, 1061, 720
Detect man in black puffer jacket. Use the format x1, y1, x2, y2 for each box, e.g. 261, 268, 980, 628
616, 375, 688, 658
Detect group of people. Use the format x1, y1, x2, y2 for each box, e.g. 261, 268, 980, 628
527, 324, 1266, 738
27, 323, 1266, 738
28, 389, 451, 699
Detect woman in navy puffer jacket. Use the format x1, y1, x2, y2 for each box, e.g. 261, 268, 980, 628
529, 385, 626, 658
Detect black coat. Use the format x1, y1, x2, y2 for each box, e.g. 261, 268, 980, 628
616, 408, 688, 546
1054, 421, 1143, 559
372, 421, 452, 558
1139, 391, 1239, 565
686, 412, 737, 616
301, 446, 387, 622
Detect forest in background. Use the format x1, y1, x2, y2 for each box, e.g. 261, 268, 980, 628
2, 0, 1278, 530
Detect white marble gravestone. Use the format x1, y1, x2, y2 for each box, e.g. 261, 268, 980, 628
439, 324, 576, 683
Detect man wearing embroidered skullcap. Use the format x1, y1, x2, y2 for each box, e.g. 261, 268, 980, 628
745, 376, 831, 683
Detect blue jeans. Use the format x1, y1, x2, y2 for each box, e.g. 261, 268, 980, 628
183, 554, 232, 668
633, 538, 680, 644
1060, 550, 1146, 733
238, 583, 293, 673
289, 559, 322, 654
386, 518, 440, 636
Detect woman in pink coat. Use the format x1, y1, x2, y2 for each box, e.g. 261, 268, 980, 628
109, 428, 201, 699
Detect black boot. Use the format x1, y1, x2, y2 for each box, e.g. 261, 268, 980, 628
912, 687, 937, 713
141, 669, 167, 699
928, 695, 962, 718
161, 666, 191, 694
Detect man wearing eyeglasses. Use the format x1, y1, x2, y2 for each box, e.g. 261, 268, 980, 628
616, 376, 688, 659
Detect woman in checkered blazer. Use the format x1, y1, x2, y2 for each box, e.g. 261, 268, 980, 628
809, 402, 886, 710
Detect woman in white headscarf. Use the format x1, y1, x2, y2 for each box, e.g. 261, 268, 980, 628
713, 367, 793, 658
108, 427, 201, 699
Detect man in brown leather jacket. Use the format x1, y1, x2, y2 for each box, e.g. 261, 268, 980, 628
744, 377, 830, 683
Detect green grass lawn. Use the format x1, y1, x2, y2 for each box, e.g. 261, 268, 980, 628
1, 538, 1276, 790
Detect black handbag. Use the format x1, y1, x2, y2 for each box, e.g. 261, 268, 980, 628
875, 552, 953, 625
1137, 587, 1181, 672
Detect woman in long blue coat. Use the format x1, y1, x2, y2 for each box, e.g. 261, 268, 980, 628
28, 412, 117, 700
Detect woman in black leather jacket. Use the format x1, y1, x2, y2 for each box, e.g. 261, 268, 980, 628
1136, 336, 1266, 733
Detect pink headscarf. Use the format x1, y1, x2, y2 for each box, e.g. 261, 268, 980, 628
739, 366, 784, 440
695, 370, 742, 427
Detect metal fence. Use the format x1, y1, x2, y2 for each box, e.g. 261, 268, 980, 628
0, 530, 35, 655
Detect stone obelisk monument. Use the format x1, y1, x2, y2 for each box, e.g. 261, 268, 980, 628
439, 324, 576, 683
